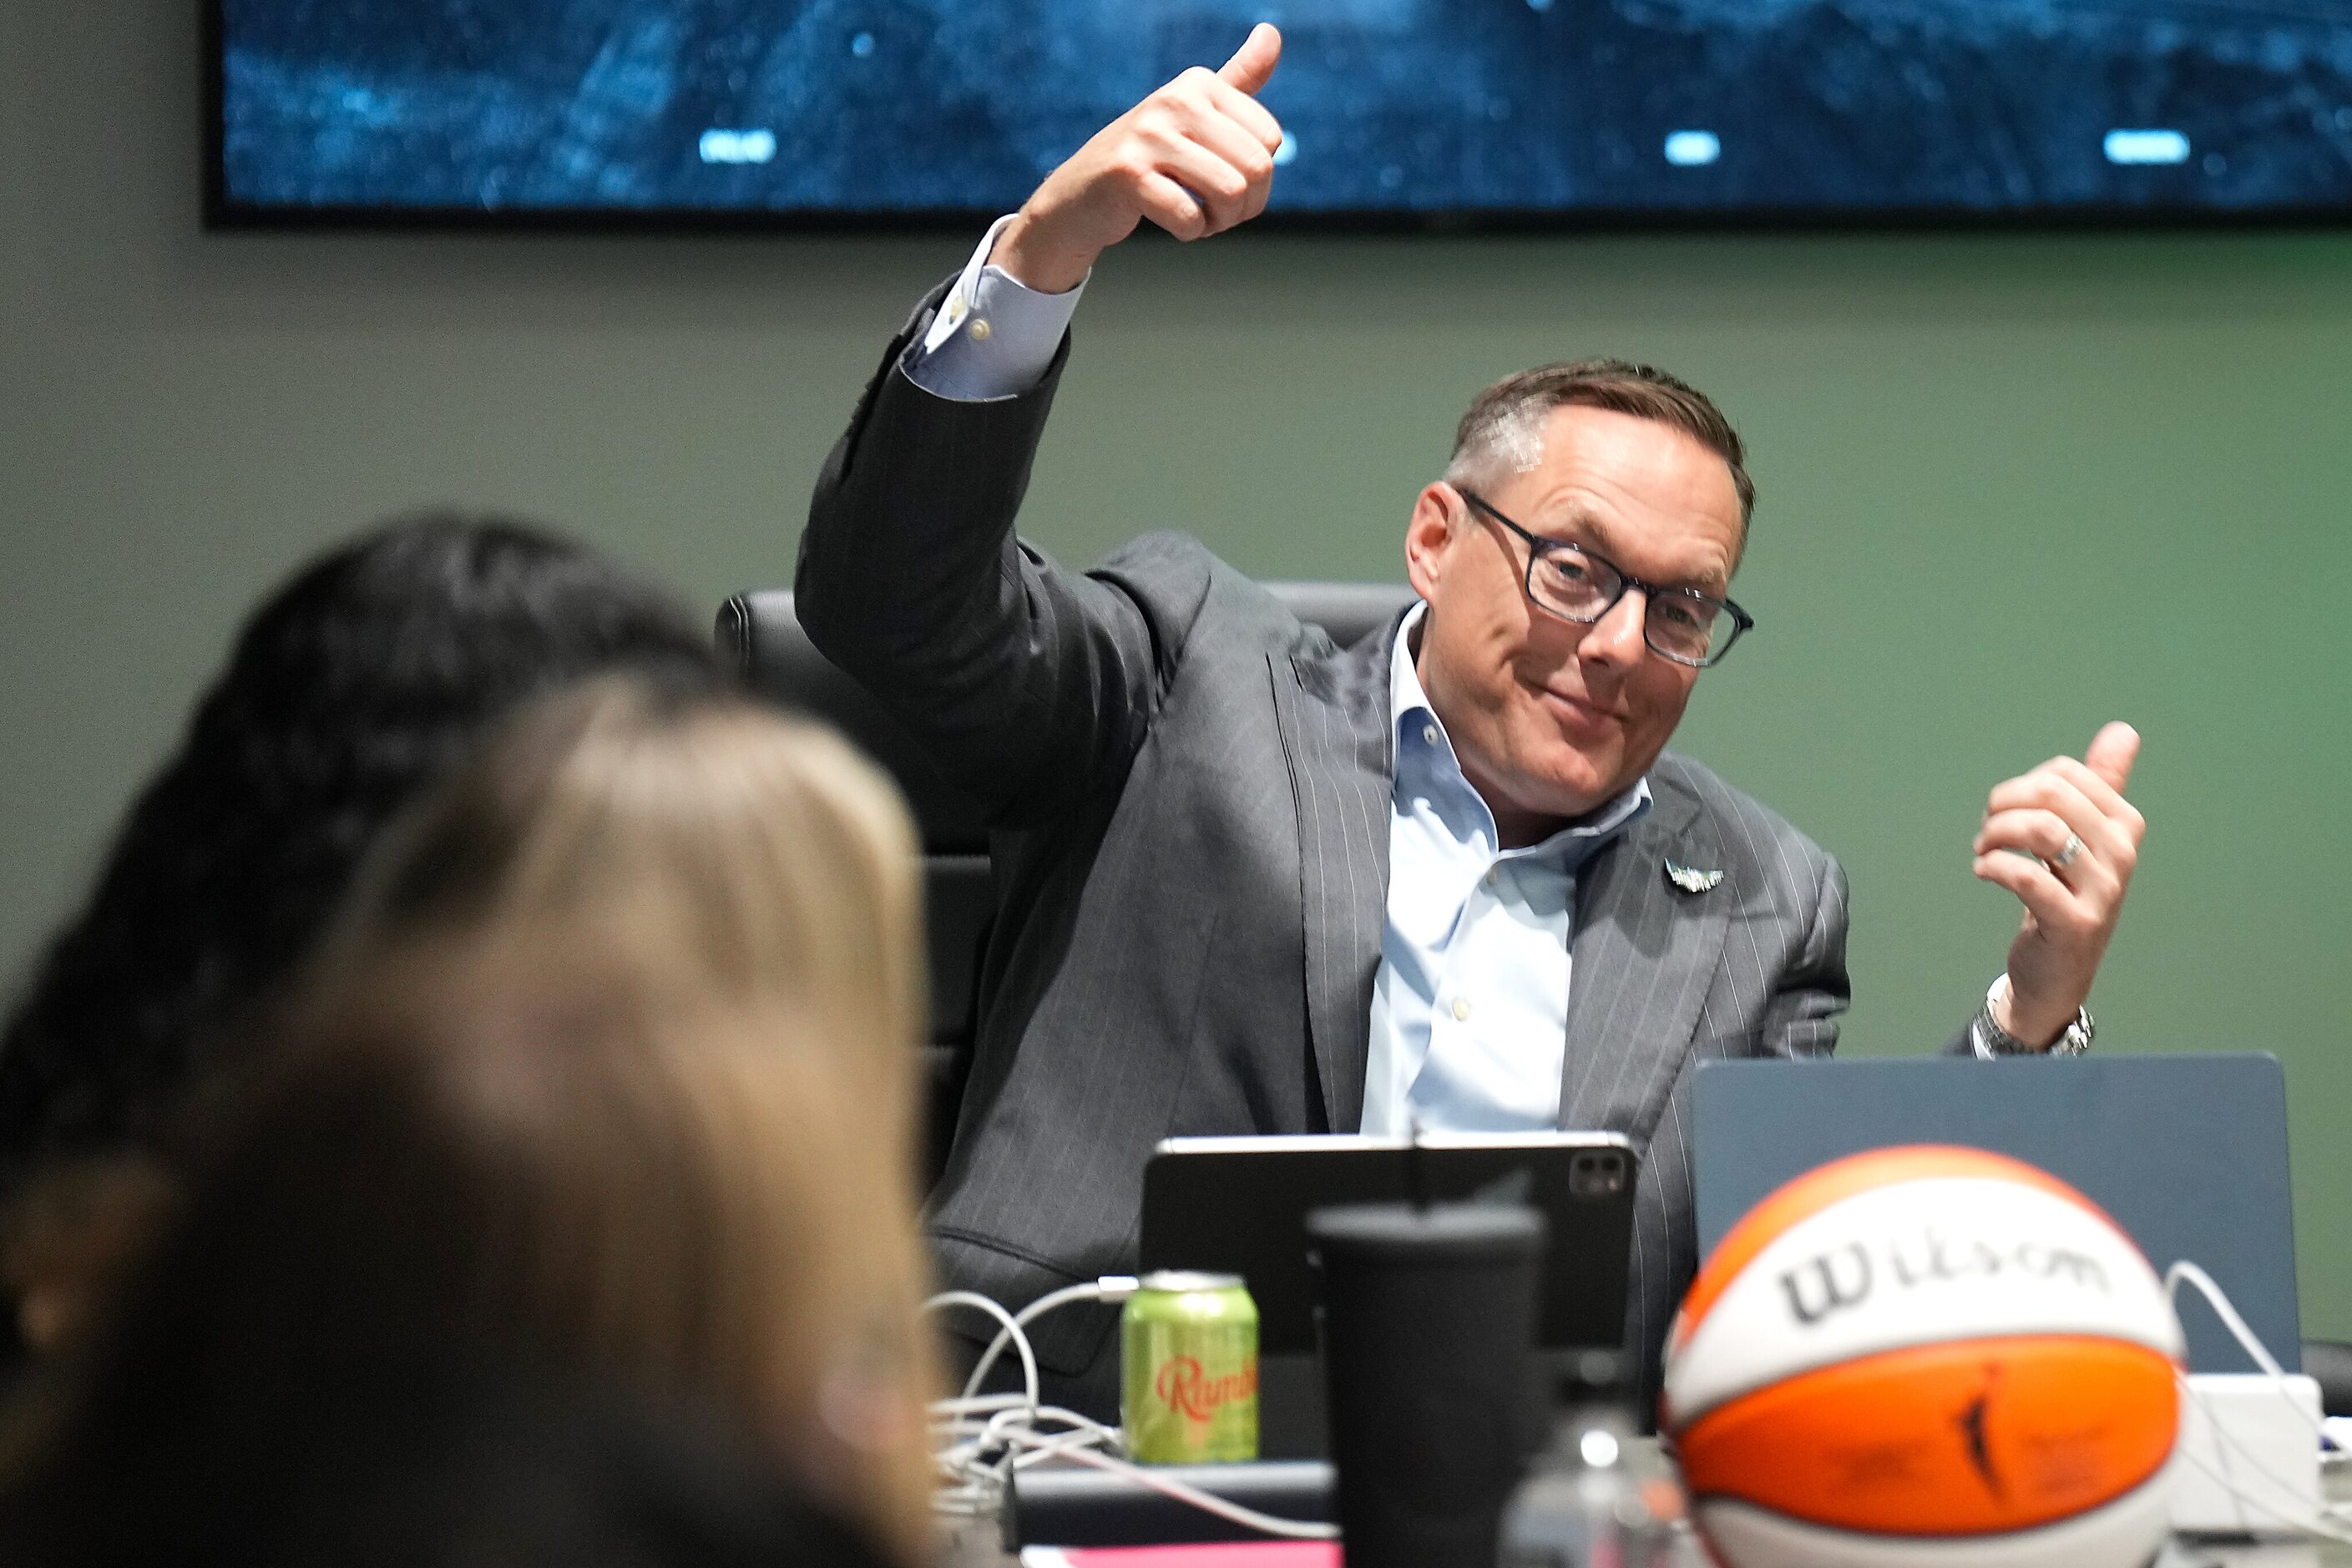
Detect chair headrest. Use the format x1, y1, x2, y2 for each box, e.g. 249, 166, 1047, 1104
1258, 581, 1419, 653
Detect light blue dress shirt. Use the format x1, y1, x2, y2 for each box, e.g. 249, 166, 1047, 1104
1363, 606, 1651, 1135
904, 215, 1088, 401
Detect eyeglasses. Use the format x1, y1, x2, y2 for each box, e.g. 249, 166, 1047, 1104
1456, 488, 1755, 669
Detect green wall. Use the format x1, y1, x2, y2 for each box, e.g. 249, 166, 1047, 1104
5, 0, 2348, 1335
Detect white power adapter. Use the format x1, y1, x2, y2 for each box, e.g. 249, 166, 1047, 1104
2168, 1372, 2324, 1537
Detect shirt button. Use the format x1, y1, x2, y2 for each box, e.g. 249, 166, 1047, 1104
1421, 724, 1439, 746
1451, 997, 1473, 1022
968, 317, 992, 341
1484, 867, 1500, 886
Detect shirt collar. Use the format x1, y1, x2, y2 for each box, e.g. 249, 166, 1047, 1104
1388, 602, 1652, 862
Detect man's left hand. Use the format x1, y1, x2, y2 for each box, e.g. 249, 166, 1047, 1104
1970, 721, 2146, 1048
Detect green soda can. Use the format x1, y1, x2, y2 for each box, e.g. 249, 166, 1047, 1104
1121, 1271, 1259, 1464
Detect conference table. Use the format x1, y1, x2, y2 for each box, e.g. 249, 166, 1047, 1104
944, 1447, 2352, 1565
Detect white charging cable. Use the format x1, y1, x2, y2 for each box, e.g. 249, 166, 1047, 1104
994, 1435, 1343, 1540
2164, 1261, 2352, 1544
920, 1282, 1339, 1541
962, 1276, 1140, 1401
925, 1291, 1041, 1410
2168, 1262, 2297, 1386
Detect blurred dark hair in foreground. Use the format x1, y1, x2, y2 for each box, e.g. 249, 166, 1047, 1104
0, 513, 715, 1181
0, 514, 715, 1355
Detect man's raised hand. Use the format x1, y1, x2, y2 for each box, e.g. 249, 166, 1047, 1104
1971, 721, 2147, 1048
989, 24, 1284, 293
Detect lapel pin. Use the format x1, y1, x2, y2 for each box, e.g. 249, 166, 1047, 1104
1665, 859, 1723, 894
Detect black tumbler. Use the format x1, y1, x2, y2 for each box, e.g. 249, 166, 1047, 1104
1306, 1201, 1546, 1568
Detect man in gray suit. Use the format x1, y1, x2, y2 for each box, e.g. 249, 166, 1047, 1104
797, 24, 2147, 1416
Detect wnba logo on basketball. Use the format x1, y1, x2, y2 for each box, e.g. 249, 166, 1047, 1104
1662, 1146, 2184, 1568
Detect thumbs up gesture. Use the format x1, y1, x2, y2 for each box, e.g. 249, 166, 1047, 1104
1970, 721, 2149, 1048
990, 25, 1285, 293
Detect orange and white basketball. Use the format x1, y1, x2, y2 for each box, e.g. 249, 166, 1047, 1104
1662, 1146, 2183, 1568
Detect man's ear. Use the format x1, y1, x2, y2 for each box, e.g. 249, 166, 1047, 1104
1404, 482, 1458, 603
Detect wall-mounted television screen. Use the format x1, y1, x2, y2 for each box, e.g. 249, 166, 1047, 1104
206, 0, 2352, 228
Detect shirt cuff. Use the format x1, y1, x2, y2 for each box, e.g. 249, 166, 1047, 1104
903, 214, 1087, 402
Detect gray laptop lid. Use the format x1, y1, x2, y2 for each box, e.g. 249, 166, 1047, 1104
1692, 1054, 2299, 1374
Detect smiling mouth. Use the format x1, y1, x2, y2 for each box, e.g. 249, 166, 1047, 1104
1539, 690, 1626, 730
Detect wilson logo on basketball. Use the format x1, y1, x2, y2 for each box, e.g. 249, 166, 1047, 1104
1153, 1355, 1257, 1422
1778, 1227, 2113, 1327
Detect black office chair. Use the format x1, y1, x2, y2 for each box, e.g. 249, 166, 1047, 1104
716, 583, 1414, 1189
2305, 1338, 2352, 1418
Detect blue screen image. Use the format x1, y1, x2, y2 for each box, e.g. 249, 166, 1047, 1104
215, 0, 2352, 220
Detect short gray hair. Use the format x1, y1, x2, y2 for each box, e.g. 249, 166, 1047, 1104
1444, 358, 1755, 529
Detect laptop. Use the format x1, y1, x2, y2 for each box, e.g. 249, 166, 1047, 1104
1692, 1054, 2300, 1373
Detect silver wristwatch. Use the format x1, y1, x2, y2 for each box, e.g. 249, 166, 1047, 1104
1975, 973, 2093, 1057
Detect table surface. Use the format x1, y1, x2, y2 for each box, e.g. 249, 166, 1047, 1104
943, 1455, 2352, 1566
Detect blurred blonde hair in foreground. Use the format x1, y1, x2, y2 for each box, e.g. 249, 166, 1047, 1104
335, 669, 928, 1151
4, 677, 940, 1566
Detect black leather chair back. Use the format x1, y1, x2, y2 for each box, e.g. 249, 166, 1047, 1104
2305, 1338, 2352, 1418
716, 582, 1414, 1185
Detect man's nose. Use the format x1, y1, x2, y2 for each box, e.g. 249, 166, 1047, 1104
1577, 589, 1648, 668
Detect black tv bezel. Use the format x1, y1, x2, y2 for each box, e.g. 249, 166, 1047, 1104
198, 0, 2352, 236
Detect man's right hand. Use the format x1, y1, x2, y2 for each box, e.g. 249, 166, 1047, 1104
989, 24, 1284, 294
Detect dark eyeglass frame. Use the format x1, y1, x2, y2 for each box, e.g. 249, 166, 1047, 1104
1456, 488, 1756, 669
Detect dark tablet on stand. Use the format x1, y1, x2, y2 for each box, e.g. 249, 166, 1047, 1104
1141, 1131, 1641, 1457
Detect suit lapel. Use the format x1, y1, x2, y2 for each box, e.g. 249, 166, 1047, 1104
1557, 768, 1731, 1141
1267, 616, 1402, 1134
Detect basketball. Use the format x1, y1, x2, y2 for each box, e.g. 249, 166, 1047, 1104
1661, 1146, 2184, 1568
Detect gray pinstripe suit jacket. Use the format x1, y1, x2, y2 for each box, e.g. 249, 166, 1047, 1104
797, 287, 1854, 1419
